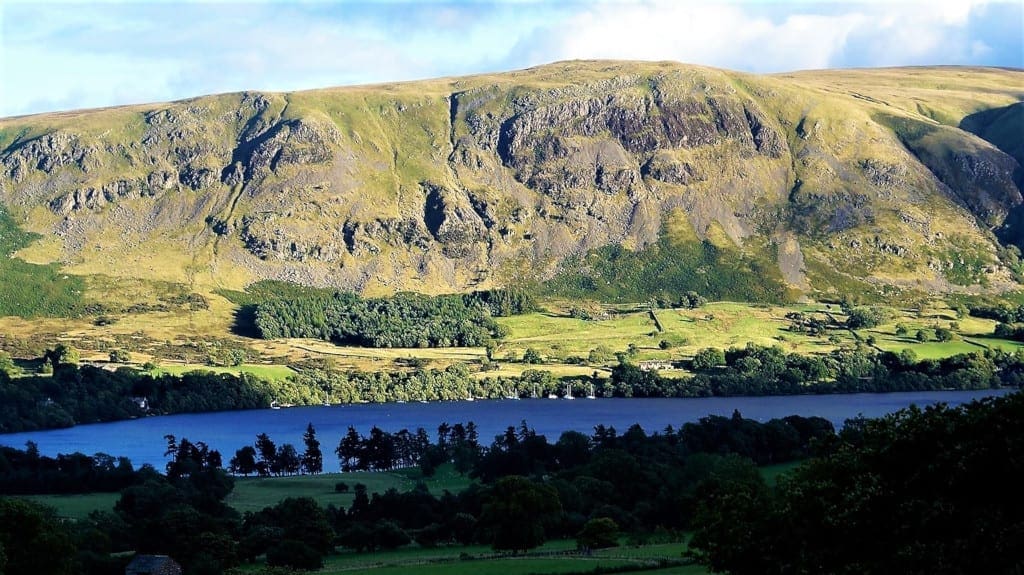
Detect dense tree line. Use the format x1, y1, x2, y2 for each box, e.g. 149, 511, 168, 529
254, 289, 533, 347
0, 443, 136, 495
229, 425, 324, 477
129, 411, 819, 567
607, 344, 1022, 398
3, 344, 1021, 434
224, 412, 834, 565
690, 391, 1024, 575
4, 392, 1019, 573
994, 321, 1024, 342
968, 303, 1024, 323
0, 438, 239, 575
0, 362, 320, 433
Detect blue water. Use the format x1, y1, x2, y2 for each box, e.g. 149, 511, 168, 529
0, 390, 1013, 472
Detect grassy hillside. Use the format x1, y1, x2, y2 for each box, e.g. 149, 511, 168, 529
0, 61, 1022, 363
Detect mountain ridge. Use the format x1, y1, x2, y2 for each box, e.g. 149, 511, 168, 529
1, 60, 1022, 312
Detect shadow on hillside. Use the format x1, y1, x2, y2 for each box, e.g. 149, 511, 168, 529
230, 304, 261, 338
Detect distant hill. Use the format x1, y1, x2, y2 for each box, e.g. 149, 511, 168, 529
1, 61, 1022, 312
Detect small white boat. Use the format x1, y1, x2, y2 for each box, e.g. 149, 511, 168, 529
587, 383, 596, 400
564, 382, 574, 400
270, 401, 281, 410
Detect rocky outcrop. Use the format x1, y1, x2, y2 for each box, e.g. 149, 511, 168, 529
0, 62, 1021, 297
48, 178, 155, 215
3, 132, 99, 183
422, 183, 487, 258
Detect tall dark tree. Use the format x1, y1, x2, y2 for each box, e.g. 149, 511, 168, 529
275, 444, 301, 475
336, 427, 363, 472
302, 423, 323, 475
0, 498, 75, 575
229, 446, 257, 476
479, 476, 562, 553
254, 433, 276, 477
690, 393, 1024, 575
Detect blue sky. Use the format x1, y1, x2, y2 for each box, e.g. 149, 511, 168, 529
1, 0, 1021, 117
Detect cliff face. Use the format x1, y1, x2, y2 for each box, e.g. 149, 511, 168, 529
0, 61, 1021, 299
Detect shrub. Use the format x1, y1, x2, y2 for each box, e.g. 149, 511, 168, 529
577, 517, 620, 550
265, 539, 323, 571
692, 348, 726, 371
523, 348, 543, 364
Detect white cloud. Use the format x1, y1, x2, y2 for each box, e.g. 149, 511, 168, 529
512, 0, 1015, 72
1, 0, 1020, 117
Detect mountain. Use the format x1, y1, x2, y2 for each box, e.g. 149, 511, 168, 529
1, 61, 1022, 312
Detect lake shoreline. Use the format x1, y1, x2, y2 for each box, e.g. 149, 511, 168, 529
1, 389, 1014, 472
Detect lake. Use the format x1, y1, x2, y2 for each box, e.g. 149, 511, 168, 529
0, 389, 1013, 472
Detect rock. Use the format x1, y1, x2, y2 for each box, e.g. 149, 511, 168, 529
221, 162, 245, 187
48, 179, 144, 215
422, 182, 487, 258
179, 165, 217, 190
2, 131, 99, 178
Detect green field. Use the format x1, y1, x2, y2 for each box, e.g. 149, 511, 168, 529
21, 492, 121, 519
493, 301, 849, 365
154, 363, 297, 381
289, 538, 700, 575
759, 461, 803, 486
227, 466, 473, 513
326, 556, 638, 575
177, 299, 1021, 384
24, 466, 473, 519
228, 466, 471, 509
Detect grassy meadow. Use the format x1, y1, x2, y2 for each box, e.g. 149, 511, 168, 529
265, 539, 703, 575
227, 466, 473, 514
4, 290, 1017, 384
25, 465, 472, 519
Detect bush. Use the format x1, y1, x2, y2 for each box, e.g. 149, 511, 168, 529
334, 482, 349, 493
373, 520, 411, 550
588, 346, 613, 364
678, 291, 707, 309
523, 348, 543, 364
692, 348, 726, 371
846, 307, 886, 329
577, 517, 620, 550
414, 523, 446, 548
266, 540, 323, 571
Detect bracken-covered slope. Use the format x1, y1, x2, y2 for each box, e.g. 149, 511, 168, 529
0, 61, 1022, 303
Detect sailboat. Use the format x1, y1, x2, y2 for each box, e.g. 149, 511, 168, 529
587, 383, 596, 400
564, 382, 574, 400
